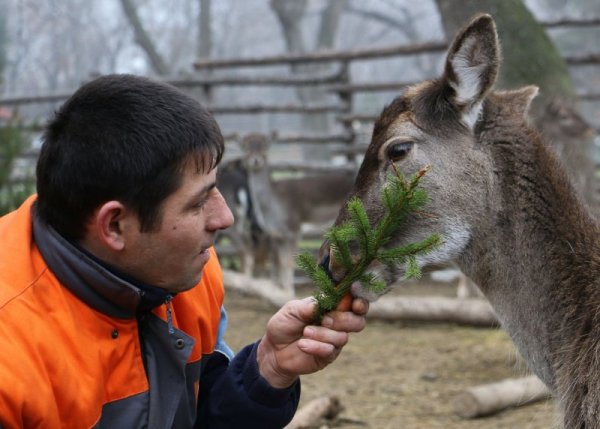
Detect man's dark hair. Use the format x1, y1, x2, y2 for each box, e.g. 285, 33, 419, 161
36, 74, 224, 240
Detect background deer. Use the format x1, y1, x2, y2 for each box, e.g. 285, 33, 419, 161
220, 133, 355, 294
321, 14, 600, 427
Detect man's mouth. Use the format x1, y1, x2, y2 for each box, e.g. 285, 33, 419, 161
198, 246, 212, 257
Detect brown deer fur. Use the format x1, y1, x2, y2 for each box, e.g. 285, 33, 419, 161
321, 14, 600, 427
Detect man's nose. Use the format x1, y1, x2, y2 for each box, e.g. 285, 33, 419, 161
207, 190, 234, 231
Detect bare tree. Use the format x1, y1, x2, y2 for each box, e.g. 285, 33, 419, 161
343, 1, 440, 82
1, 0, 134, 95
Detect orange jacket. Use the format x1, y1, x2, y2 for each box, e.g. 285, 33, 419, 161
0, 196, 225, 428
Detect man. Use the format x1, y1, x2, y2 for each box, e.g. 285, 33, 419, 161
0, 74, 367, 428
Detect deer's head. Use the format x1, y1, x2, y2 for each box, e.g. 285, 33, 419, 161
240, 133, 270, 172
320, 14, 539, 300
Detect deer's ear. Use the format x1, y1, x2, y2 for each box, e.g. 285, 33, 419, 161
509, 85, 539, 118
443, 14, 500, 128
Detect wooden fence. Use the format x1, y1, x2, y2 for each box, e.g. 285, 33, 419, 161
2, 15, 600, 188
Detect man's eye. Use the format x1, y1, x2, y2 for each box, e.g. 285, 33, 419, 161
192, 197, 208, 209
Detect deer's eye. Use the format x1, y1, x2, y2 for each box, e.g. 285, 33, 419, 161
386, 141, 413, 162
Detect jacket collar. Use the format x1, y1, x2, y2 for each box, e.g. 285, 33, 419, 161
32, 204, 170, 319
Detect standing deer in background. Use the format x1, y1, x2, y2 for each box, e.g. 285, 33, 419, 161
221, 133, 355, 294
320, 14, 600, 427
217, 156, 257, 275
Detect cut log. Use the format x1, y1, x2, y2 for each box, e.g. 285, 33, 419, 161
368, 296, 499, 327
453, 375, 551, 418
284, 395, 343, 429
222, 269, 293, 308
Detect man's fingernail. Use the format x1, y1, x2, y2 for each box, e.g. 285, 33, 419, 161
322, 316, 333, 328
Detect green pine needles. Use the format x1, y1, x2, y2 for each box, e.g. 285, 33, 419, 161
296, 164, 442, 323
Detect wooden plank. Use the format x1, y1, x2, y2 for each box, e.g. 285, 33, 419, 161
193, 41, 448, 70
167, 71, 344, 87
208, 103, 345, 114
542, 17, 600, 28
327, 81, 416, 93
272, 132, 353, 144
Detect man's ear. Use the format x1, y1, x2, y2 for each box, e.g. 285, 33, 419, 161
93, 201, 129, 251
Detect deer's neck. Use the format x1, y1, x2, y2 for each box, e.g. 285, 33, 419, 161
246, 168, 289, 236
460, 123, 600, 388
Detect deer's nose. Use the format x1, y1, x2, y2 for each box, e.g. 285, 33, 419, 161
318, 241, 343, 283
319, 253, 335, 282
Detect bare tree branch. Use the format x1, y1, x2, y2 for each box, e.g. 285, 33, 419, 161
542, 16, 600, 28
345, 5, 408, 30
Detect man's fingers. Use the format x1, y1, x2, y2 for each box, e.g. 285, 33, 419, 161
320, 311, 366, 333
297, 338, 338, 361
352, 298, 369, 315
287, 297, 318, 323
303, 325, 349, 348
268, 298, 317, 338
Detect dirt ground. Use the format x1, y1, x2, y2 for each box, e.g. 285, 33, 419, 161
223, 278, 559, 429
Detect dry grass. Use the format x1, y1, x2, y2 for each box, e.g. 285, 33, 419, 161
223, 279, 558, 429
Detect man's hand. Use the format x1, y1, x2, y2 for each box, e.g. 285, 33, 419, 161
256, 296, 368, 388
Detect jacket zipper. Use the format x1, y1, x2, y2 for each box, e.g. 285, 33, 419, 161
165, 294, 175, 335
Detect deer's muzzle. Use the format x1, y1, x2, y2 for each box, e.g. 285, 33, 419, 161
317, 241, 346, 283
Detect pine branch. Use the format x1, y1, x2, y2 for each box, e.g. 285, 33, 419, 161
296, 164, 442, 323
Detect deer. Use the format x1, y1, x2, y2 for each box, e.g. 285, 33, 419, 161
219, 133, 355, 294
217, 155, 258, 275
319, 14, 600, 427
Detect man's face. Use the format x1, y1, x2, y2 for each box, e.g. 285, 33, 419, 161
120, 161, 234, 293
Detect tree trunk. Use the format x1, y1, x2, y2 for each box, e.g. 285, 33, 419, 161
120, 0, 170, 76
270, 0, 307, 56
307, 0, 346, 134
316, 0, 345, 50
270, 0, 345, 159
196, 0, 212, 60
194, 0, 213, 103
435, 0, 597, 208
